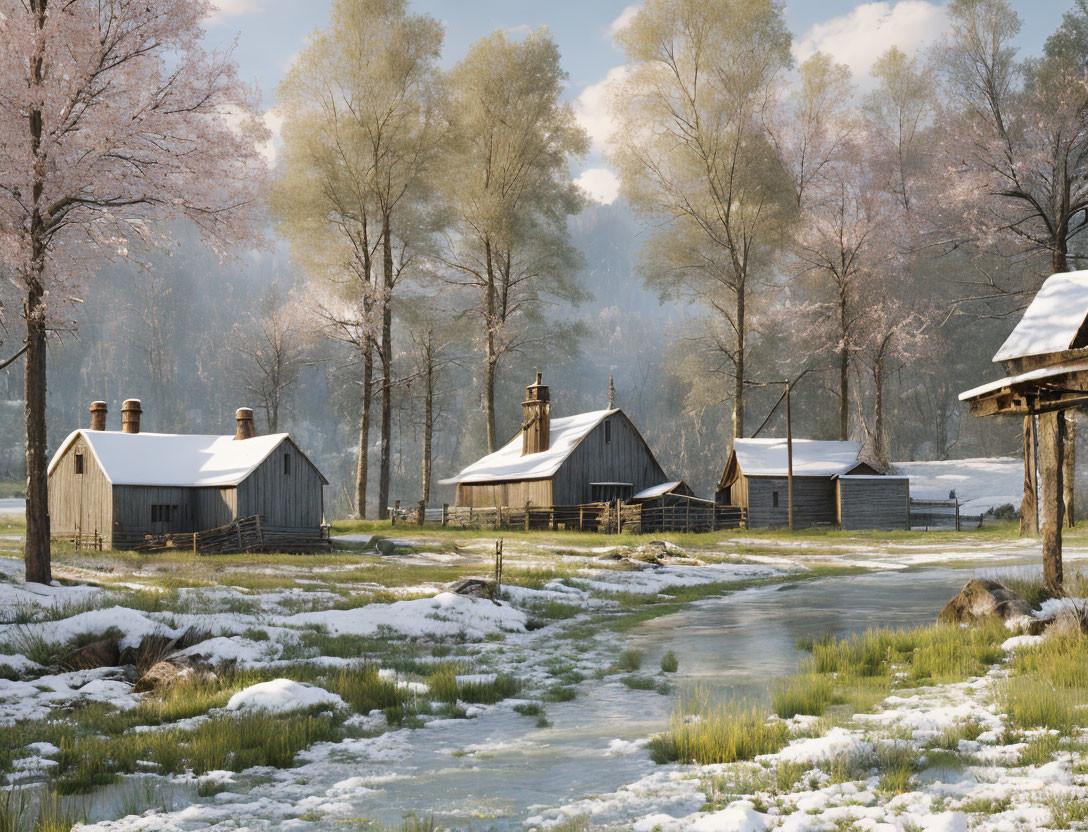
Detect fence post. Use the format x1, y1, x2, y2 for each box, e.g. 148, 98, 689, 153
442, 503, 449, 527
418, 500, 426, 526
496, 505, 502, 530
955, 501, 961, 532
525, 500, 531, 532
579, 505, 584, 532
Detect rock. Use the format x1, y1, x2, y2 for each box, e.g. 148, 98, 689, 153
134, 659, 194, 693
58, 638, 120, 671
447, 577, 496, 599
938, 579, 1033, 624
375, 538, 397, 556
1005, 615, 1048, 636
1045, 608, 1088, 639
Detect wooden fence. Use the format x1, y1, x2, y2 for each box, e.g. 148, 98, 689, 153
104, 515, 331, 554
392, 500, 747, 534
908, 499, 985, 531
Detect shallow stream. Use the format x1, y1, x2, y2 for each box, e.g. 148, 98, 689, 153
83, 567, 978, 830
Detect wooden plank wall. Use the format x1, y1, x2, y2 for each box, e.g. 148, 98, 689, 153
236, 438, 324, 529
455, 479, 553, 509
746, 475, 838, 528
113, 485, 195, 534
48, 437, 113, 546
551, 413, 667, 505
838, 478, 910, 531
194, 486, 237, 529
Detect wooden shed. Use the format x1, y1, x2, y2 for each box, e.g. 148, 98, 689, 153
835, 475, 910, 531
48, 401, 327, 550
717, 438, 907, 529
440, 374, 670, 508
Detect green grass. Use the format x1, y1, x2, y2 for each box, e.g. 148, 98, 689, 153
426, 668, 520, 705
660, 650, 679, 673
649, 694, 790, 765
1044, 791, 1088, 829
614, 649, 643, 672
542, 685, 577, 702
0, 789, 81, 832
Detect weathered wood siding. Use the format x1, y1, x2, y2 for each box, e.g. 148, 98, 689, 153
837, 477, 910, 531
745, 475, 837, 528
48, 437, 113, 544
551, 414, 667, 505
112, 485, 195, 548
236, 438, 324, 529
455, 479, 553, 509
193, 486, 237, 529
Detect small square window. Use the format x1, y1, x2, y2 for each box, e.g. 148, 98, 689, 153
284, 453, 291, 475
74, 453, 84, 475
772, 491, 779, 508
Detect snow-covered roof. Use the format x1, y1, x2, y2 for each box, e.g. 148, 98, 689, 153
632, 481, 682, 499
993, 271, 1088, 363
439, 409, 617, 485
48, 430, 300, 487
958, 358, 1088, 402
733, 439, 865, 477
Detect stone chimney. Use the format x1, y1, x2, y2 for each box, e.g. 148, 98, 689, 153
89, 401, 108, 431
521, 372, 550, 456
121, 399, 142, 434
235, 407, 256, 440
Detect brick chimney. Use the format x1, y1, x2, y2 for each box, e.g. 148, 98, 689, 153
521, 373, 550, 456
121, 399, 142, 434
89, 401, 108, 431
235, 407, 256, 440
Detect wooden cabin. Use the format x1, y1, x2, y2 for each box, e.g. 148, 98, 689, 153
441, 374, 670, 508
717, 438, 909, 530
48, 401, 328, 550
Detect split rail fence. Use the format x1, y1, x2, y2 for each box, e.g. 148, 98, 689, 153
391, 500, 746, 534
58, 515, 333, 554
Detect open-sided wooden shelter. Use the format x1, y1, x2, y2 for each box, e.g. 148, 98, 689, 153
440, 374, 670, 508
48, 401, 327, 551
716, 438, 909, 530
959, 269, 1088, 591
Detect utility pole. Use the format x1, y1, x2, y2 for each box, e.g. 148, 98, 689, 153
786, 379, 794, 532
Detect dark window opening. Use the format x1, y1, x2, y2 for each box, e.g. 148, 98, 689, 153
74, 453, 84, 475
604, 420, 612, 444
151, 505, 178, 524
284, 453, 292, 475
772, 491, 779, 508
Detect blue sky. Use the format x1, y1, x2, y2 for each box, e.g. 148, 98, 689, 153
205, 0, 1070, 202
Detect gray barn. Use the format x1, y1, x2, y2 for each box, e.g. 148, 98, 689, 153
717, 438, 908, 530
48, 400, 327, 550
441, 375, 669, 507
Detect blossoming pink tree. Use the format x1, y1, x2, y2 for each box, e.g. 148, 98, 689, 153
0, 0, 268, 583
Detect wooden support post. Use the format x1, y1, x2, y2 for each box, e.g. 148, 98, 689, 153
1021, 415, 1038, 537
418, 500, 426, 526
579, 505, 584, 532
493, 539, 504, 600
955, 501, 961, 532
1040, 410, 1065, 595
525, 500, 531, 532
1064, 411, 1076, 528
442, 503, 449, 527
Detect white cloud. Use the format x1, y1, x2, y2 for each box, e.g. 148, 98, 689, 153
574, 65, 628, 155
206, 0, 263, 22
794, 1, 948, 85
501, 24, 532, 39
260, 108, 284, 165
608, 5, 640, 36
576, 168, 621, 205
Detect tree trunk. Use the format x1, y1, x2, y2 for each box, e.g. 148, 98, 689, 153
484, 237, 497, 453
377, 215, 394, 520
354, 344, 373, 518
1064, 411, 1075, 528
1039, 410, 1065, 595
839, 340, 849, 441
733, 284, 745, 439
1020, 415, 1038, 538
24, 0, 51, 585
422, 357, 433, 505
24, 281, 50, 585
